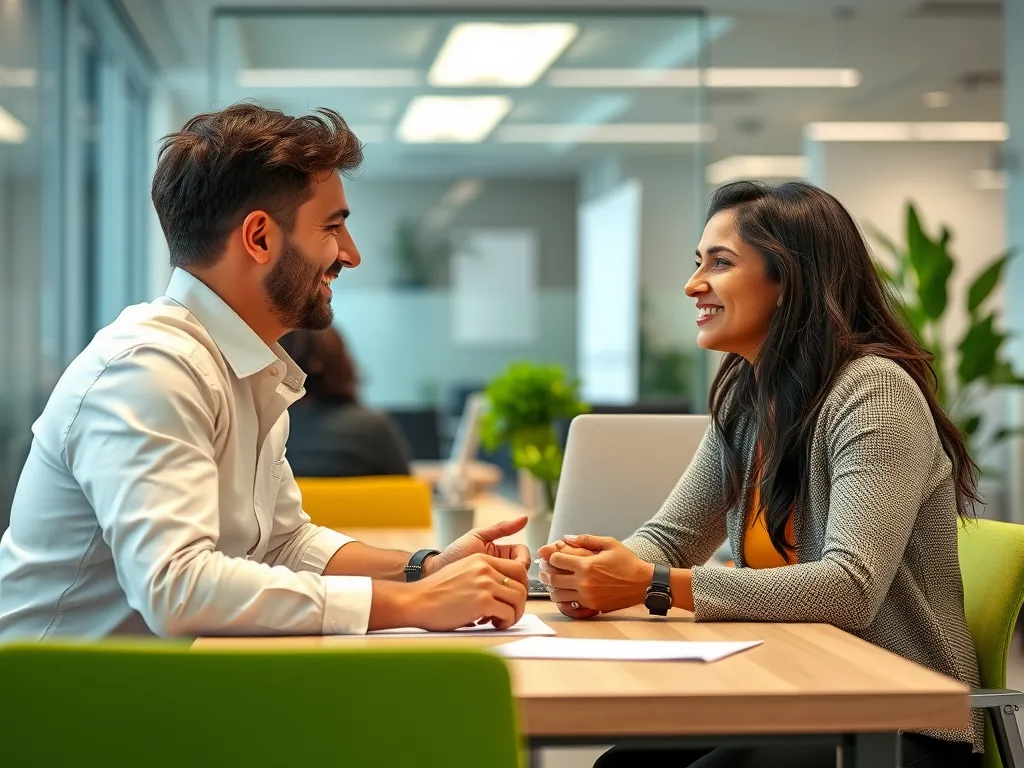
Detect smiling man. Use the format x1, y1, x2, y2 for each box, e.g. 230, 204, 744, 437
0, 104, 530, 640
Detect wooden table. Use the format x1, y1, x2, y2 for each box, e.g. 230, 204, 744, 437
194, 501, 971, 766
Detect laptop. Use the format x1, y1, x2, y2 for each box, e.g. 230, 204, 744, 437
529, 413, 710, 597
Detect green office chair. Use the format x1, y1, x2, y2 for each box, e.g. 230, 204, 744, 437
960, 518, 1024, 768
0, 643, 521, 767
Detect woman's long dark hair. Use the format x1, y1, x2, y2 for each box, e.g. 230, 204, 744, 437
706, 181, 978, 558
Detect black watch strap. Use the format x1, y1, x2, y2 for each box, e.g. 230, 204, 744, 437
650, 563, 671, 591
404, 549, 440, 582
644, 563, 672, 616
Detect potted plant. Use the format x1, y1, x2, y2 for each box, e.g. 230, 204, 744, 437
871, 202, 1022, 515
480, 362, 588, 561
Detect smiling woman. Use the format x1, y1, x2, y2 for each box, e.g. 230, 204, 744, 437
538, 181, 985, 767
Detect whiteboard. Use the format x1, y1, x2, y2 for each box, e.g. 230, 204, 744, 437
451, 227, 539, 346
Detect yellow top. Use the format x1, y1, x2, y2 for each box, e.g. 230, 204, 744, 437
743, 458, 795, 569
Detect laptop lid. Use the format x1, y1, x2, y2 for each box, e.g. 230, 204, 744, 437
548, 414, 710, 546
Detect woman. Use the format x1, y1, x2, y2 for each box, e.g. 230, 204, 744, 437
280, 327, 412, 478
538, 181, 983, 767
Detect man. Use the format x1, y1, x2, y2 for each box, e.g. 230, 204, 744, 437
0, 104, 529, 639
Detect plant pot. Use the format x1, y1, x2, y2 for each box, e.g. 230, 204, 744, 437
526, 511, 553, 577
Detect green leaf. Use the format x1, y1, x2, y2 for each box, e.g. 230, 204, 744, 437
986, 359, 1024, 387
994, 426, 1024, 443
906, 203, 955, 320
957, 313, 1004, 386
960, 414, 982, 438
967, 249, 1013, 315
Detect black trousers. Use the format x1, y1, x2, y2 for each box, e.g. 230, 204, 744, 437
593, 733, 980, 768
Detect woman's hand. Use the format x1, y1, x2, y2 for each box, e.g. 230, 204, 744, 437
539, 534, 654, 615
537, 541, 600, 619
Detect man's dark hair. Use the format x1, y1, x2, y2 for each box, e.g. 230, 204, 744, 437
151, 103, 363, 269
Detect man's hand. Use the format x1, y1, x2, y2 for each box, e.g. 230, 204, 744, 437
540, 534, 653, 615
407, 553, 528, 631
424, 517, 532, 576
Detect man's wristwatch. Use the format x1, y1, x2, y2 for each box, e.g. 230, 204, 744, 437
644, 563, 672, 616
404, 549, 440, 582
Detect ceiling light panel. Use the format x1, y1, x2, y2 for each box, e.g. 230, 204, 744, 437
429, 23, 579, 87
0, 106, 28, 143
397, 96, 512, 143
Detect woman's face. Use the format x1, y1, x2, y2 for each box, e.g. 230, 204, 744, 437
687, 209, 782, 362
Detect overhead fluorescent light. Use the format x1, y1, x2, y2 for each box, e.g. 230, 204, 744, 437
429, 22, 579, 87
971, 169, 1007, 190
805, 121, 1009, 142
705, 68, 860, 88
547, 67, 859, 89
0, 106, 28, 143
397, 96, 512, 143
425, 179, 486, 230
237, 69, 420, 88
495, 123, 715, 144
0, 67, 38, 88
706, 155, 810, 185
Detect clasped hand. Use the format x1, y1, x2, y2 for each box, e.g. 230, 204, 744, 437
536, 535, 654, 619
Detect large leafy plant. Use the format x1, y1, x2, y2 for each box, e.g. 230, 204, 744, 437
872, 203, 1021, 467
480, 362, 588, 510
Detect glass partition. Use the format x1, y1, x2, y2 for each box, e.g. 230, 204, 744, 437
212, 8, 710, 459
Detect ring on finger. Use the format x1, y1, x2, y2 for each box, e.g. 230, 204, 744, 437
502, 576, 510, 587
571, 601, 581, 610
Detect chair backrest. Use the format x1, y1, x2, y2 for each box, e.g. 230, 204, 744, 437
958, 518, 1024, 768
958, 518, 1024, 690
0, 643, 520, 767
296, 475, 433, 528
387, 407, 443, 460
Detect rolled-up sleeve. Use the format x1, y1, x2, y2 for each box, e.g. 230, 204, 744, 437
64, 344, 372, 637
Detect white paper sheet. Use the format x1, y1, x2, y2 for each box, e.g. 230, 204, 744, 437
353, 613, 556, 639
493, 636, 762, 662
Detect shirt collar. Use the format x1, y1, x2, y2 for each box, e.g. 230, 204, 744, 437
164, 268, 305, 388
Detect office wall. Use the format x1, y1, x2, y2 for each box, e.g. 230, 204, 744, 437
336, 177, 578, 407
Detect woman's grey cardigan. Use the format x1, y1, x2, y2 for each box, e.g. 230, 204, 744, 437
624, 356, 983, 750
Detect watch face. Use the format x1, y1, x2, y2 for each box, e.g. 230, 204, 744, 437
645, 592, 671, 613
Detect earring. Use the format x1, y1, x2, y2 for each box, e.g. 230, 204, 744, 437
777, 295, 783, 307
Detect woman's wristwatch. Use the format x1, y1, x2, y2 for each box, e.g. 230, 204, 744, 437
644, 563, 673, 616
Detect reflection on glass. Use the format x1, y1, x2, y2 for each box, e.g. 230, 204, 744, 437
212, 10, 708, 464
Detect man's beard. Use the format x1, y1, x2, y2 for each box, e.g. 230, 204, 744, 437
264, 237, 337, 332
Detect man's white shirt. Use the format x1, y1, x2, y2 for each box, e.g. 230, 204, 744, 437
0, 268, 372, 639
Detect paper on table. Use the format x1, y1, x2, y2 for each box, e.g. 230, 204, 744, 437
493, 636, 762, 662
357, 612, 556, 639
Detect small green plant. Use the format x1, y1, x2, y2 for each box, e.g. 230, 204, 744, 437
872, 202, 1022, 469
480, 362, 588, 510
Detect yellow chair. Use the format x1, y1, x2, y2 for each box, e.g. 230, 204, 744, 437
296, 476, 433, 528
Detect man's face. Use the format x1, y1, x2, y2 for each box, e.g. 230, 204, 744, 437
264, 171, 360, 332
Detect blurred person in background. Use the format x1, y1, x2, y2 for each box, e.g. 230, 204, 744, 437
280, 327, 411, 478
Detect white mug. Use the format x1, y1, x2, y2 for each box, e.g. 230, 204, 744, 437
431, 503, 475, 549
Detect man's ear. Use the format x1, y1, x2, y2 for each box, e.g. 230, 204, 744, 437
241, 210, 279, 266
